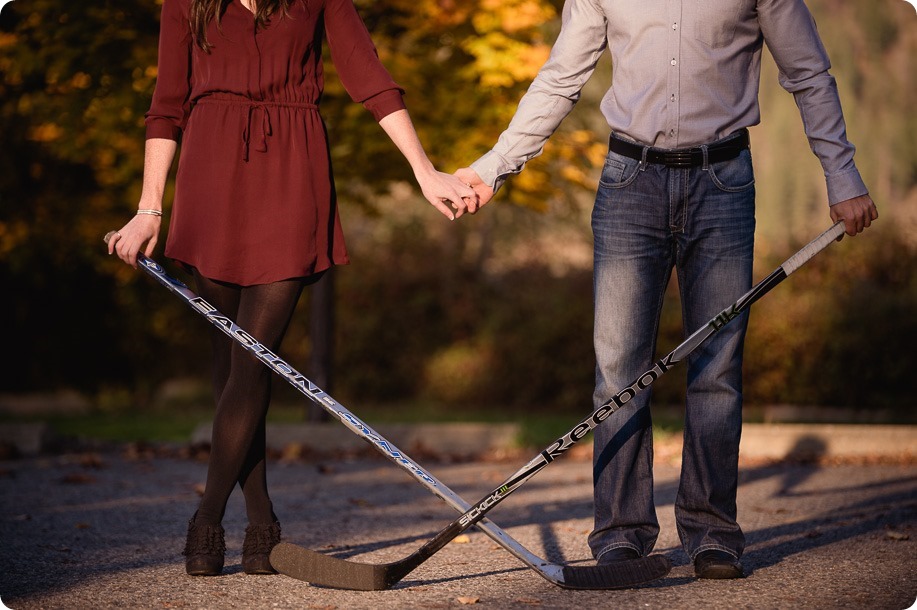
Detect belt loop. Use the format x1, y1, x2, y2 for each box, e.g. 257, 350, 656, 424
639, 146, 648, 171
701, 144, 710, 171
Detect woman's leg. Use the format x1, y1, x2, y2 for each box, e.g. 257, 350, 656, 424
193, 272, 304, 526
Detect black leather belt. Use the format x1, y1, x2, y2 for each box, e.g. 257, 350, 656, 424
610, 130, 749, 168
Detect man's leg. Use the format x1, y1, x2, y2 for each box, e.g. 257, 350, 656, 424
589, 150, 674, 562
674, 144, 756, 576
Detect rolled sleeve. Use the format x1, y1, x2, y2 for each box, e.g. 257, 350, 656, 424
325, 0, 406, 122
362, 88, 406, 122
144, 0, 192, 141
145, 120, 184, 141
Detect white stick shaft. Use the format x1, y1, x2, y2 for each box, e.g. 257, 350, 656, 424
782, 221, 845, 276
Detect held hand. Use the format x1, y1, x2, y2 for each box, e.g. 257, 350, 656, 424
415, 166, 477, 220
454, 167, 494, 215
830, 194, 878, 237
106, 211, 162, 268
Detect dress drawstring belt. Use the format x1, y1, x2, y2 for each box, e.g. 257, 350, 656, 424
194, 96, 319, 162
242, 102, 273, 162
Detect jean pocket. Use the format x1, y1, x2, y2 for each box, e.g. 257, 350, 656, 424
599, 152, 641, 188
707, 148, 755, 192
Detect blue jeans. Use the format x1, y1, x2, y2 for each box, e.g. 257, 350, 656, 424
588, 132, 755, 562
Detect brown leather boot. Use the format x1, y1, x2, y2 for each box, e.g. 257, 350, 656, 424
694, 549, 744, 579
183, 512, 225, 576
242, 521, 282, 575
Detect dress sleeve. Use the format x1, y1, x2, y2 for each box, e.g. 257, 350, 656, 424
145, 0, 193, 141
323, 0, 406, 121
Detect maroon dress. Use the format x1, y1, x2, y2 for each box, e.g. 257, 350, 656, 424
146, 0, 405, 285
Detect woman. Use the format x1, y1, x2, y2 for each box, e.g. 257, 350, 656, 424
108, 0, 473, 576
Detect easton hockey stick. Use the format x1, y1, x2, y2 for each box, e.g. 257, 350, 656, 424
268, 221, 848, 590
103, 231, 670, 590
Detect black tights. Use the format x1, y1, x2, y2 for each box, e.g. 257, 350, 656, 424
192, 270, 306, 526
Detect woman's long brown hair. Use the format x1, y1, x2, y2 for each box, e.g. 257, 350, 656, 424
189, 0, 293, 52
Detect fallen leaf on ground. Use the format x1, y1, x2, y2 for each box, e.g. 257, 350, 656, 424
281, 443, 304, 461
60, 473, 95, 485
79, 453, 106, 468
885, 530, 909, 541
452, 534, 471, 544
457, 597, 479, 605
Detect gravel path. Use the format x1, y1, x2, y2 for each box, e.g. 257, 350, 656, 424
1, 448, 914, 609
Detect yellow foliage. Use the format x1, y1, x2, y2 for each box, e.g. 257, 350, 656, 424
29, 123, 63, 142
457, 0, 555, 89
474, 0, 556, 33
0, 221, 29, 259
559, 164, 587, 185
70, 72, 92, 89
396, 0, 472, 28
462, 33, 551, 88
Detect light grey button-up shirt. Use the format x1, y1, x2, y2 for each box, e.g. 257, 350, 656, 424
470, 0, 868, 205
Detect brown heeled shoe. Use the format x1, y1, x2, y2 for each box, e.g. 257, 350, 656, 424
242, 521, 282, 575
183, 512, 225, 576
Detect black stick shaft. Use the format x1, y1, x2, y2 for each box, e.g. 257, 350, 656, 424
387, 221, 847, 569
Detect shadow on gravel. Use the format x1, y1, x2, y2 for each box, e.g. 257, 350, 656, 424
286, 431, 915, 587
1, 438, 913, 604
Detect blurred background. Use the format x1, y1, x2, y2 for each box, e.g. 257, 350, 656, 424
0, 0, 915, 444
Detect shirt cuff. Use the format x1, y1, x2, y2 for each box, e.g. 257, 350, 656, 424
364, 89, 406, 122
145, 119, 182, 142
826, 167, 869, 206
470, 150, 521, 194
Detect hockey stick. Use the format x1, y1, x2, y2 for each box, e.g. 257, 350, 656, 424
267, 221, 848, 590
103, 232, 669, 590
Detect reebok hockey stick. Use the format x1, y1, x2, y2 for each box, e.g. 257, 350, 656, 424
268, 221, 848, 590
103, 231, 669, 590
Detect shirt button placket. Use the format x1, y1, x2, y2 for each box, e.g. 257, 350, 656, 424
252, 16, 265, 101
667, 3, 682, 146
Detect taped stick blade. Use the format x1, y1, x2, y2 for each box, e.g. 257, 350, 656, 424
560, 554, 671, 589
270, 542, 392, 591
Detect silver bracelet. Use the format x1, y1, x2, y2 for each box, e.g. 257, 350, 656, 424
136, 209, 163, 217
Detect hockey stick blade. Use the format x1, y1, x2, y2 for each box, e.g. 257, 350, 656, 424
560, 556, 672, 590
267, 222, 846, 591
103, 231, 655, 590
270, 542, 671, 591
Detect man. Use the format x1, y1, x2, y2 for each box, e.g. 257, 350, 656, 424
456, 0, 877, 579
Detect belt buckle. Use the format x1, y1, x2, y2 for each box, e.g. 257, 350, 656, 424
665, 150, 695, 168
